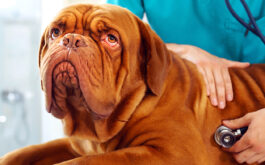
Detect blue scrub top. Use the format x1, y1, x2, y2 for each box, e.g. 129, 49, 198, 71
107, 0, 265, 63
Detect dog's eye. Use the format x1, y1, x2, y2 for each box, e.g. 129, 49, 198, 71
107, 34, 117, 43
100, 32, 120, 49
105, 34, 118, 47
51, 28, 60, 39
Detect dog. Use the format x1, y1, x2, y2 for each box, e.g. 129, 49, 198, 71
0, 4, 264, 165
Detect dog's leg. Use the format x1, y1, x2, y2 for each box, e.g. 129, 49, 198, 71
55, 146, 165, 165
55, 144, 205, 165
0, 138, 77, 165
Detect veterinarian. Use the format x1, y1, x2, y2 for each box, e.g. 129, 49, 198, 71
108, 0, 265, 164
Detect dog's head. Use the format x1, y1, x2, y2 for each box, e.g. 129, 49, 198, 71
39, 4, 169, 140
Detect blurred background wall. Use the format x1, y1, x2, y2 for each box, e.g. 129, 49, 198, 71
0, 0, 105, 156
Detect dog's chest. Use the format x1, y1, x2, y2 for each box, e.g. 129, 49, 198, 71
71, 139, 106, 155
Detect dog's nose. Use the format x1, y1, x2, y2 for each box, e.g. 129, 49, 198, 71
61, 34, 86, 48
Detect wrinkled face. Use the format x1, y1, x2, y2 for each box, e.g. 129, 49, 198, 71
39, 4, 143, 120
39, 4, 168, 139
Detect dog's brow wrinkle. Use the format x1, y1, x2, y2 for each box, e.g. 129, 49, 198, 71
77, 6, 92, 15
117, 119, 128, 122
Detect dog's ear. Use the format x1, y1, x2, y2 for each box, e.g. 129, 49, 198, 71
136, 18, 170, 96
39, 28, 49, 91
38, 28, 49, 68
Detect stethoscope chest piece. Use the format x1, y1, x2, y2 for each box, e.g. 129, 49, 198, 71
214, 125, 248, 148
214, 126, 236, 148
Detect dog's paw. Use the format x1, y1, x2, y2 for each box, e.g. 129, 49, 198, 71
0, 153, 27, 165
0, 156, 6, 165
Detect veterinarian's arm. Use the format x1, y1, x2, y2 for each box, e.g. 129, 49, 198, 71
223, 108, 265, 164
166, 43, 250, 109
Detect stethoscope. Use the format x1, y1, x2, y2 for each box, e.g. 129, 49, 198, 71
214, 0, 264, 148
225, 0, 265, 44
214, 125, 248, 148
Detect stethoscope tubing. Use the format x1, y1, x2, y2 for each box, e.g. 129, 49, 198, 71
225, 0, 265, 44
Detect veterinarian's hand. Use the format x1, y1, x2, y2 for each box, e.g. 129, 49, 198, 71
166, 44, 249, 109
223, 108, 265, 164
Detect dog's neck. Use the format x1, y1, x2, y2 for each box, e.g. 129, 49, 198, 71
95, 82, 147, 142
63, 81, 147, 143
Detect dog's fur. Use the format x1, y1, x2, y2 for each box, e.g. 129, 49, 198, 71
0, 4, 264, 165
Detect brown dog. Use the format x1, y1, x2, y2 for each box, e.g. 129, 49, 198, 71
0, 4, 264, 165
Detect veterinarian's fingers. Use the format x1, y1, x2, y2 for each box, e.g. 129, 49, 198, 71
213, 68, 226, 109
246, 152, 264, 164
204, 67, 218, 106
222, 68, 233, 102
233, 148, 256, 164
222, 59, 250, 68
228, 134, 252, 153
222, 113, 252, 129
258, 154, 265, 164
197, 66, 210, 96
